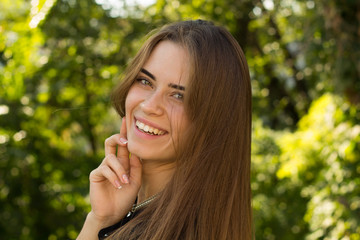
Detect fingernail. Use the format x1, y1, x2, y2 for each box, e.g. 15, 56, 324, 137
120, 138, 128, 144
115, 180, 122, 189
122, 174, 129, 184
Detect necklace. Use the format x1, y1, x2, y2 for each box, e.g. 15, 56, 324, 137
131, 193, 159, 213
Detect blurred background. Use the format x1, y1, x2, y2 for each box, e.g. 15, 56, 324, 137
0, 0, 359, 239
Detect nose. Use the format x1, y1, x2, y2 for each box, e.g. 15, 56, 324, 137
140, 91, 164, 116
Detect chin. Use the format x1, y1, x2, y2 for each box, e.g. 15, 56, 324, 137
127, 142, 154, 160
127, 142, 175, 162
127, 142, 141, 157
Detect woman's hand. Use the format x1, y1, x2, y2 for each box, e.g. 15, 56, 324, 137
88, 118, 142, 227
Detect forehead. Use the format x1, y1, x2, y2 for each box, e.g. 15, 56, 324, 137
142, 41, 190, 86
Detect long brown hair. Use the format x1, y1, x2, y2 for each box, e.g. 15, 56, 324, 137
111, 20, 252, 239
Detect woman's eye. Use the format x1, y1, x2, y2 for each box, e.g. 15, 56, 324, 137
173, 92, 184, 100
137, 78, 152, 87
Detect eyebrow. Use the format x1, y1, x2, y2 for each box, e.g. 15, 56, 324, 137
140, 68, 156, 80
140, 68, 186, 91
168, 83, 185, 91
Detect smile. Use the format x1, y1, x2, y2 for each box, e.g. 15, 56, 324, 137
135, 120, 166, 136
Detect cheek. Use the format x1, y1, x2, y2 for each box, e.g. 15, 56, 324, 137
124, 88, 138, 114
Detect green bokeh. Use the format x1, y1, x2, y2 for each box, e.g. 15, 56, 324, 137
0, 0, 359, 239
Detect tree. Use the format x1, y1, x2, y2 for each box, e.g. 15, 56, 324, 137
1, 0, 359, 239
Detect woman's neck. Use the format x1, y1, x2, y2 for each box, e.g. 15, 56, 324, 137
137, 160, 175, 203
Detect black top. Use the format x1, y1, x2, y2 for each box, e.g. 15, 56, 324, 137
98, 210, 141, 240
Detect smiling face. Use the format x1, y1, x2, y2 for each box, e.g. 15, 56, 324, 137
125, 41, 190, 162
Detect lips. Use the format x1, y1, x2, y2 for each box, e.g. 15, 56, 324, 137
135, 119, 167, 136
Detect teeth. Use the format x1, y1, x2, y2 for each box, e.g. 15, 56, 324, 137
144, 125, 149, 132
136, 120, 165, 135
149, 127, 154, 133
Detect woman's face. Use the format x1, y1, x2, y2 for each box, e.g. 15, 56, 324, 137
125, 41, 190, 162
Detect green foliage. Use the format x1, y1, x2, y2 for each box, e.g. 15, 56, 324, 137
0, 0, 359, 239
253, 94, 360, 239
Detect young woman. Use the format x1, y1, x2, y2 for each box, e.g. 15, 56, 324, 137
77, 19, 252, 240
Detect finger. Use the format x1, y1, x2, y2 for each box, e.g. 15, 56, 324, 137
104, 154, 130, 184
104, 134, 127, 156
117, 118, 130, 171
90, 165, 123, 189
129, 154, 142, 187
